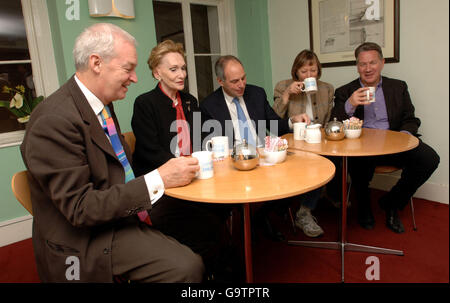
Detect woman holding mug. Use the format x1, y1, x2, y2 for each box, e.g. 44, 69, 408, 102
273, 50, 335, 238
132, 40, 235, 282
273, 49, 334, 125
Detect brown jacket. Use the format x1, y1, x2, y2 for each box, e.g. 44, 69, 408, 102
273, 79, 334, 126
20, 76, 153, 282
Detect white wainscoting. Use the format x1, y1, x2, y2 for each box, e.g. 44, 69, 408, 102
370, 175, 449, 204
0, 215, 32, 247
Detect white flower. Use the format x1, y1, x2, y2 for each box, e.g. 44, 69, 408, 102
9, 93, 24, 109
17, 115, 30, 123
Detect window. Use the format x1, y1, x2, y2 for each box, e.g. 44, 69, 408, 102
0, 1, 30, 134
152, 0, 236, 102
0, 0, 58, 148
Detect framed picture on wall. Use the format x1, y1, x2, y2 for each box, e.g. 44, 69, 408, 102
308, 0, 399, 67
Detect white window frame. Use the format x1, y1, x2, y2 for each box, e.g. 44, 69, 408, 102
154, 0, 237, 99
0, 0, 59, 148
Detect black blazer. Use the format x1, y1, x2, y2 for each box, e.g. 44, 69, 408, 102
332, 76, 421, 136
200, 84, 290, 146
131, 85, 200, 176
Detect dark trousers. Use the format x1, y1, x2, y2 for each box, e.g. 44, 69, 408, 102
348, 139, 439, 210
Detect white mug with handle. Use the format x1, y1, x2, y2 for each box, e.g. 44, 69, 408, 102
206, 136, 229, 160
366, 87, 376, 103
301, 77, 318, 94
192, 151, 214, 179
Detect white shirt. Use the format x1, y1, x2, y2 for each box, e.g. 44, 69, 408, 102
74, 75, 164, 205
222, 90, 260, 146
222, 90, 293, 146
305, 94, 314, 121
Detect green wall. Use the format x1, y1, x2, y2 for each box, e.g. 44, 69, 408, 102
0, 145, 27, 221
46, 0, 159, 132
234, 0, 273, 103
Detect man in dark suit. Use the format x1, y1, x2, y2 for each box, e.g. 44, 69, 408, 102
200, 55, 310, 241
20, 23, 204, 282
201, 56, 309, 148
332, 42, 439, 233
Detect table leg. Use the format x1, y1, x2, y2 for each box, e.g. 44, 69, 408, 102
341, 156, 348, 282
288, 156, 404, 283
243, 203, 253, 283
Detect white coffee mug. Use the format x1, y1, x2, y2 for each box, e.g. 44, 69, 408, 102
301, 77, 318, 93
366, 87, 376, 103
192, 151, 214, 179
293, 122, 307, 140
305, 124, 322, 144
206, 136, 229, 160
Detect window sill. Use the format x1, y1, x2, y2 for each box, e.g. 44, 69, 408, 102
0, 130, 25, 149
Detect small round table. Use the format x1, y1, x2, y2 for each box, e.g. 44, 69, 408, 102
165, 150, 335, 283
283, 128, 419, 282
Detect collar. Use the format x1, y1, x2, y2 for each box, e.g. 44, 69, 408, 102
359, 77, 383, 88
158, 82, 181, 106
74, 75, 105, 116
222, 88, 243, 106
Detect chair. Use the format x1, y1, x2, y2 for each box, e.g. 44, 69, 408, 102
123, 131, 136, 154
11, 170, 33, 215
374, 166, 417, 231
347, 165, 417, 231
11, 170, 130, 283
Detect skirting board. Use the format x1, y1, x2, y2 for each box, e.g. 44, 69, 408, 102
370, 175, 449, 204
0, 215, 32, 247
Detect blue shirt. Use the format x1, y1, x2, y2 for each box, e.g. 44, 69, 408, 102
345, 78, 390, 130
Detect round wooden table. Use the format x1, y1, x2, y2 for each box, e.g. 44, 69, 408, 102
165, 150, 335, 283
283, 128, 419, 282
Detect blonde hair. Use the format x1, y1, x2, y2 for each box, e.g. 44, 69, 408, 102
147, 40, 185, 78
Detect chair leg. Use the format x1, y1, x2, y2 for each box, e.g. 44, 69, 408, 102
288, 207, 297, 234
410, 198, 417, 231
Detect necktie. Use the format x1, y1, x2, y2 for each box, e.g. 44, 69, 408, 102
158, 83, 191, 156
232, 97, 255, 146
172, 97, 191, 156
100, 106, 152, 225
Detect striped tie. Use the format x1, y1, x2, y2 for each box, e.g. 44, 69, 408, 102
100, 106, 151, 225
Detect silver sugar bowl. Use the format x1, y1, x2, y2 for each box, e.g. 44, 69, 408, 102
324, 117, 345, 141
231, 140, 259, 171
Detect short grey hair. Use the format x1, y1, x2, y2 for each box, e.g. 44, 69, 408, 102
73, 23, 136, 71
215, 55, 243, 81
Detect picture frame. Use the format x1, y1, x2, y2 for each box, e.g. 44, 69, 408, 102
308, 0, 399, 67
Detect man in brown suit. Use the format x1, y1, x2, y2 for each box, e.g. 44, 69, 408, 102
20, 23, 204, 282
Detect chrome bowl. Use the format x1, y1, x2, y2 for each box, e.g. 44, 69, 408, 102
324, 118, 345, 141
231, 139, 259, 171
232, 154, 259, 171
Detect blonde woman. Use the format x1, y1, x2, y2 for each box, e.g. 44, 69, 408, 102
132, 40, 235, 282
132, 40, 199, 176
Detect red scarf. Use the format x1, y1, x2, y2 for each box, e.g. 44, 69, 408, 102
158, 83, 191, 156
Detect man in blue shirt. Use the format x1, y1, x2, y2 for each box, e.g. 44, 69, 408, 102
332, 42, 439, 233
